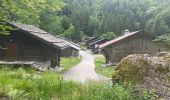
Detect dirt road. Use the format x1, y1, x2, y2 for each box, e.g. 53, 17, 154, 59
63, 50, 109, 82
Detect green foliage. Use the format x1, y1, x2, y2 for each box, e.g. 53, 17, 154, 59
0, 65, 157, 100
40, 13, 63, 35
0, 0, 65, 35
39, 0, 66, 35
154, 34, 170, 48
1, 0, 170, 41
0, 22, 13, 35
95, 55, 115, 78
61, 24, 76, 40
145, 1, 170, 36
61, 15, 70, 30
60, 0, 170, 41
102, 32, 117, 40
60, 57, 81, 73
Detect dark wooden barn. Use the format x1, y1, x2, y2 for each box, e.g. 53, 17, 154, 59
61, 39, 80, 57
99, 30, 168, 64
85, 37, 98, 48
0, 22, 79, 70
88, 39, 107, 53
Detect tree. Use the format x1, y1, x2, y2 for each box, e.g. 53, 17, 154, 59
0, 0, 65, 35
145, 1, 170, 36
62, 24, 76, 40
102, 32, 117, 40
61, 15, 70, 30
1, 0, 170, 42
39, 11, 63, 35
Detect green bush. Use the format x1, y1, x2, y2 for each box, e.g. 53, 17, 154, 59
102, 32, 117, 40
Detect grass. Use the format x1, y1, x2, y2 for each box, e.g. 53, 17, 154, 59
95, 55, 116, 78
0, 65, 156, 100
60, 57, 81, 73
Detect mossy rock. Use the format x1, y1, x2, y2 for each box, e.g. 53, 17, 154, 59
113, 52, 170, 99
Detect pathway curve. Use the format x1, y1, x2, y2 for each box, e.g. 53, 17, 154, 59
63, 50, 109, 82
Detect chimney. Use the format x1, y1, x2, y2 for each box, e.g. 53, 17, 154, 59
124, 29, 129, 35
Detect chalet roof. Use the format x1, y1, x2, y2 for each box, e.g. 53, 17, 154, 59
87, 38, 100, 45
8, 22, 80, 50
61, 37, 81, 50
99, 30, 142, 48
89, 39, 107, 46
85, 37, 98, 43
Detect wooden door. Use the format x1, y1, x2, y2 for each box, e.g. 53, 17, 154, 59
5, 43, 17, 61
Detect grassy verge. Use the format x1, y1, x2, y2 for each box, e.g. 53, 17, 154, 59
0, 65, 155, 100
95, 55, 116, 78
60, 57, 81, 73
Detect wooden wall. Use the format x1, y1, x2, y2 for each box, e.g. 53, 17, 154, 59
103, 33, 167, 64
61, 47, 79, 57
0, 30, 60, 68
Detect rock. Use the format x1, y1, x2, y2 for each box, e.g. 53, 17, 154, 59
113, 52, 170, 99
101, 63, 113, 67
51, 67, 64, 72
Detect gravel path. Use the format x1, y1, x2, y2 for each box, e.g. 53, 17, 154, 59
63, 50, 109, 82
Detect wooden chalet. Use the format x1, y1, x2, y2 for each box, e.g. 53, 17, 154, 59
99, 30, 168, 64
87, 38, 101, 49
88, 39, 107, 53
0, 22, 79, 70
85, 37, 98, 48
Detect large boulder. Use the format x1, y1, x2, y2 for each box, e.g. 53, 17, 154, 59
113, 52, 170, 98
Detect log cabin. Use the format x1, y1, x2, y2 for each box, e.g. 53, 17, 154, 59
0, 22, 80, 70
99, 30, 168, 64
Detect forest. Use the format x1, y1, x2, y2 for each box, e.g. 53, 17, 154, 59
0, 0, 170, 43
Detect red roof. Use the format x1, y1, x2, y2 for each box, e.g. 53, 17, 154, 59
99, 30, 141, 48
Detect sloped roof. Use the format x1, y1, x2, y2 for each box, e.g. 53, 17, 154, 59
99, 30, 142, 48
60, 37, 81, 50
85, 37, 98, 43
8, 22, 80, 50
89, 39, 107, 46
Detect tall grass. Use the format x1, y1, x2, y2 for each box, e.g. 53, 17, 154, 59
95, 56, 115, 78
60, 57, 81, 73
0, 65, 155, 100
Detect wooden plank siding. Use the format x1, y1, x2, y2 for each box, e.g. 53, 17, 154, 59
101, 31, 168, 64
0, 30, 60, 68
0, 22, 80, 69
61, 47, 79, 57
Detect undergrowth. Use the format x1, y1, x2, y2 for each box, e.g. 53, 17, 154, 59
0, 65, 156, 100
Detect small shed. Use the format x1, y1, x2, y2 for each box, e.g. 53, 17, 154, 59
87, 38, 101, 49
88, 39, 107, 53
99, 30, 168, 64
0, 22, 79, 70
85, 37, 98, 46
61, 39, 80, 57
